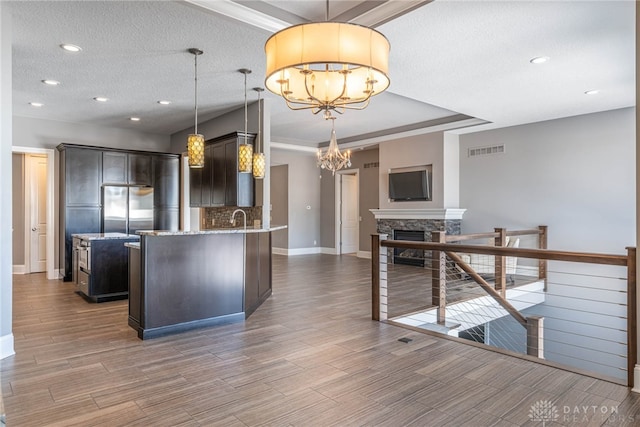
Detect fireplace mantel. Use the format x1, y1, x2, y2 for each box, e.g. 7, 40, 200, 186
370, 209, 466, 220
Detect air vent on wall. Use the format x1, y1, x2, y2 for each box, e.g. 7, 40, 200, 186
468, 144, 505, 157
364, 162, 379, 169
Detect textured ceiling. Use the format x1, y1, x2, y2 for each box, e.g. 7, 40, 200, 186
9, 0, 635, 148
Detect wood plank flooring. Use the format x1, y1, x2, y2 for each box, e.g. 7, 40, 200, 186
2, 254, 640, 426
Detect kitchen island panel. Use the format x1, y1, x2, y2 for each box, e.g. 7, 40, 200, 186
139, 233, 246, 338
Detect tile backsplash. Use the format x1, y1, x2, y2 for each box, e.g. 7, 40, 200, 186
201, 206, 263, 229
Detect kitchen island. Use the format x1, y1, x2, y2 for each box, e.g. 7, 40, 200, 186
127, 226, 285, 339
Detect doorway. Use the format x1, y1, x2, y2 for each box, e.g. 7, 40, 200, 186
335, 170, 359, 255
11, 147, 55, 279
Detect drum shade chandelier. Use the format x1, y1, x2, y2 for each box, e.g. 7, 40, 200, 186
264, 0, 390, 115
187, 48, 205, 169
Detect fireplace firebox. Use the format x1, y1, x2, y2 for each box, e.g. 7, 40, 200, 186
393, 230, 426, 266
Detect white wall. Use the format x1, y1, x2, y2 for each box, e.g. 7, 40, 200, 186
459, 107, 635, 253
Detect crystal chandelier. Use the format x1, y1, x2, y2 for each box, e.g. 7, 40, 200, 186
187, 48, 205, 168
264, 0, 390, 116
317, 112, 351, 175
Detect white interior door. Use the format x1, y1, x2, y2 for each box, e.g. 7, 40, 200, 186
28, 155, 47, 273
340, 174, 359, 254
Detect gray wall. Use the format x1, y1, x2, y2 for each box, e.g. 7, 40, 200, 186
14, 116, 170, 152
12, 153, 24, 265
1, 1, 13, 357
459, 107, 635, 253
319, 148, 380, 252
270, 164, 288, 249
271, 149, 321, 250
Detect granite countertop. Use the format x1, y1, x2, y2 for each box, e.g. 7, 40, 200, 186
72, 232, 140, 241
137, 225, 287, 237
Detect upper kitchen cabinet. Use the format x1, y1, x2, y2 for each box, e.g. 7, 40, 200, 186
102, 152, 152, 185
189, 131, 255, 208
128, 153, 152, 185
103, 151, 127, 184
65, 147, 102, 205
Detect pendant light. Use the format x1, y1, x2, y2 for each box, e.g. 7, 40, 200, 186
252, 87, 265, 179
238, 68, 253, 173
187, 48, 205, 169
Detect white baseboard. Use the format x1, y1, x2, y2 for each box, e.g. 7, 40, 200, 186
321, 247, 338, 255
357, 251, 371, 259
54, 268, 63, 279
13, 264, 26, 274
273, 247, 322, 256
0, 334, 15, 360
632, 366, 640, 393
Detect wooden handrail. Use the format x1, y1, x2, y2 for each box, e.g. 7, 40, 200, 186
381, 240, 628, 266
446, 232, 498, 242
506, 229, 544, 237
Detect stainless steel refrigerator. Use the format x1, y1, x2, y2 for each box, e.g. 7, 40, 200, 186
103, 186, 154, 234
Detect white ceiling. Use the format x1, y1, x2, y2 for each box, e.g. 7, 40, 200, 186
8, 0, 635, 148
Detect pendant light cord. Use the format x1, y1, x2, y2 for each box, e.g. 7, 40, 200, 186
257, 90, 261, 152
244, 71, 248, 145
326, 0, 329, 21
194, 52, 198, 135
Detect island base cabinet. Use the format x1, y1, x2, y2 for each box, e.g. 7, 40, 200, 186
129, 230, 277, 339
245, 232, 272, 318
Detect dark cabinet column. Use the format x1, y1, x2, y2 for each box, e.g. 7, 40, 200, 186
153, 155, 180, 231
212, 144, 225, 206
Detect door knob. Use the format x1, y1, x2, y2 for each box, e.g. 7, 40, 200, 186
32, 227, 37, 231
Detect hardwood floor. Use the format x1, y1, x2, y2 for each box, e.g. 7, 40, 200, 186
2, 254, 640, 426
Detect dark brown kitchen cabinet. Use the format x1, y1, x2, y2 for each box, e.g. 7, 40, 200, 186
58, 144, 180, 281
128, 153, 152, 185
189, 131, 255, 208
212, 144, 225, 205
66, 148, 102, 205
103, 152, 127, 184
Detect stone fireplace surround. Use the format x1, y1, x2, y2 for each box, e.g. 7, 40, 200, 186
370, 209, 466, 263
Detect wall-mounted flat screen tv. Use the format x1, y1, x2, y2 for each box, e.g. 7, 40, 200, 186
389, 170, 431, 201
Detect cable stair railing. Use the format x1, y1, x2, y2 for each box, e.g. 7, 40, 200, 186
371, 226, 637, 387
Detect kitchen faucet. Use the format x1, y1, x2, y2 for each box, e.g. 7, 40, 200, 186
230, 209, 247, 231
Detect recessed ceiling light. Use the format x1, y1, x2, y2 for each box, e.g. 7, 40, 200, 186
529, 56, 550, 64
93, 97, 109, 102
60, 44, 82, 53
158, 100, 171, 105
584, 89, 600, 95
29, 102, 44, 107
42, 79, 61, 86
129, 117, 141, 122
